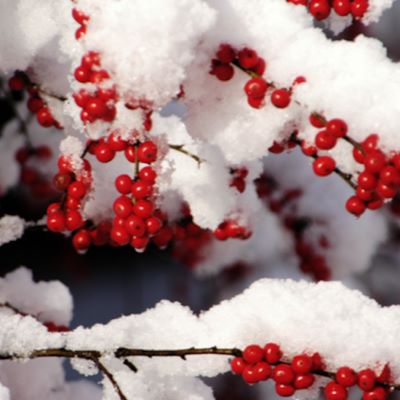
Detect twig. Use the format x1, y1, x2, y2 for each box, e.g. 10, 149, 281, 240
169, 144, 203, 166
94, 357, 128, 400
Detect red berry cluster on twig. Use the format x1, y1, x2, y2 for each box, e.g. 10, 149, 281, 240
231, 342, 391, 400
288, 0, 369, 21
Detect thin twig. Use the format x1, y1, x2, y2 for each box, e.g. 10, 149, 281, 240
169, 144, 203, 166
94, 357, 128, 400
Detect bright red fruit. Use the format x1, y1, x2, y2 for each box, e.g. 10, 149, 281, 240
271, 89, 291, 108
264, 343, 282, 364
315, 131, 337, 150
346, 196, 366, 216
308, 0, 331, 20
336, 366, 357, 387
291, 354, 313, 374
137, 141, 158, 163
275, 383, 295, 397
115, 174, 132, 194
95, 142, 115, 163
36, 107, 54, 127
272, 364, 295, 384
357, 369, 376, 391
244, 78, 268, 99
312, 156, 336, 176
324, 381, 348, 400
238, 48, 259, 69
243, 344, 264, 364
231, 357, 246, 375
326, 119, 348, 138
72, 229, 91, 251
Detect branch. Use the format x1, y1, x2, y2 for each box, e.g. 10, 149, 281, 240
169, 144, 203, 166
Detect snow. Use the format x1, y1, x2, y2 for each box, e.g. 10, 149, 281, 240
0, 216, 26, 247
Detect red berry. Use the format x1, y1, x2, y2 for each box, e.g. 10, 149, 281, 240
294, 374, 315, 389
125, 146, 137, 162
346, 196, 366, 216
353, 147, 365, 164
351, 0, 368, 18
272, 364, 295, 384
364, 151, 386, 174
308, 0, 331, 20
243, 345, 264, 364
65, 210, 83, 231
216, 44, 236, 64
264, 343, 282, 364
275, 383, 295, 397
115, 174, 132, 194
90, 69, 110, 84
357, 172, 377, 190
336, 367, 357, 387
74, 66, 91, 83
362, 387, 387, 400
214, 64, 234, 81
367, 196, 384, 210
58, 156, 72, 173
8, 75, 25, 91
301, 141, 317, 156
268, 141, 285, 154
356, 187, 374, 202
110, 226, 130, 246
113, 196, 133, 218
238, 48, 259, 69
253, 362, 271, 381
313, 156, 336, 176
47, 203, 61, 215
65, 196, 80, 210
75, 25, 87, 39
27, 97, 44, 113
333, 0, 351, 15
291, 354, 313, 374
357, 369, 376, 391
80, 110, 96, 124
326, 119, 348, 138
247, 96, 264, 109
95, 142, 115, 163
253, 58, 266, 75
139, 166, 157, 184
315, 131, 337, 150
72, 229, 91, 251
137, 141, 158, 164
153, 226, 173, 248
68, 181, 87, 199
133, 199, 154, 219
380, 166, 400, 186
231, 357, 246, 375
85, 98, 107, 118
36, 107, 54, 127
271, 89, 291, 108
242, 365, 258, 384
309, 113, 327, 128
108, 132, 127, 151
376, 181, 396, 199
72, 8, 89, 25
130, 235, 149, 252
244, 78, 268, 99
125, 215, 146, 237
362, 134, 379, 153
391, 154, 400, 171
47, 211, 66, 232
81, 51, 100, 69
131, 180, 153, 199
146, 217, 162, 235
324, 381, 348, 400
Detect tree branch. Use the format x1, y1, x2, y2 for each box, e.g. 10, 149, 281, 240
169, 144, 203, 166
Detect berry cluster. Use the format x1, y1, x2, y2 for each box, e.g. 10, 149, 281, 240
302, 113, 400, 217
210, 44, 295, 110
15, 145, 56, 199
8, 72, 60, 129
73, 51, 117, 125
105, 139, 174, 252
46, 156, 94, 251
288, 0, 369, 21
256, 174, 331, 280
231, 343, 321, 395
72, 7, 89, 40
231, 342, 391, 400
